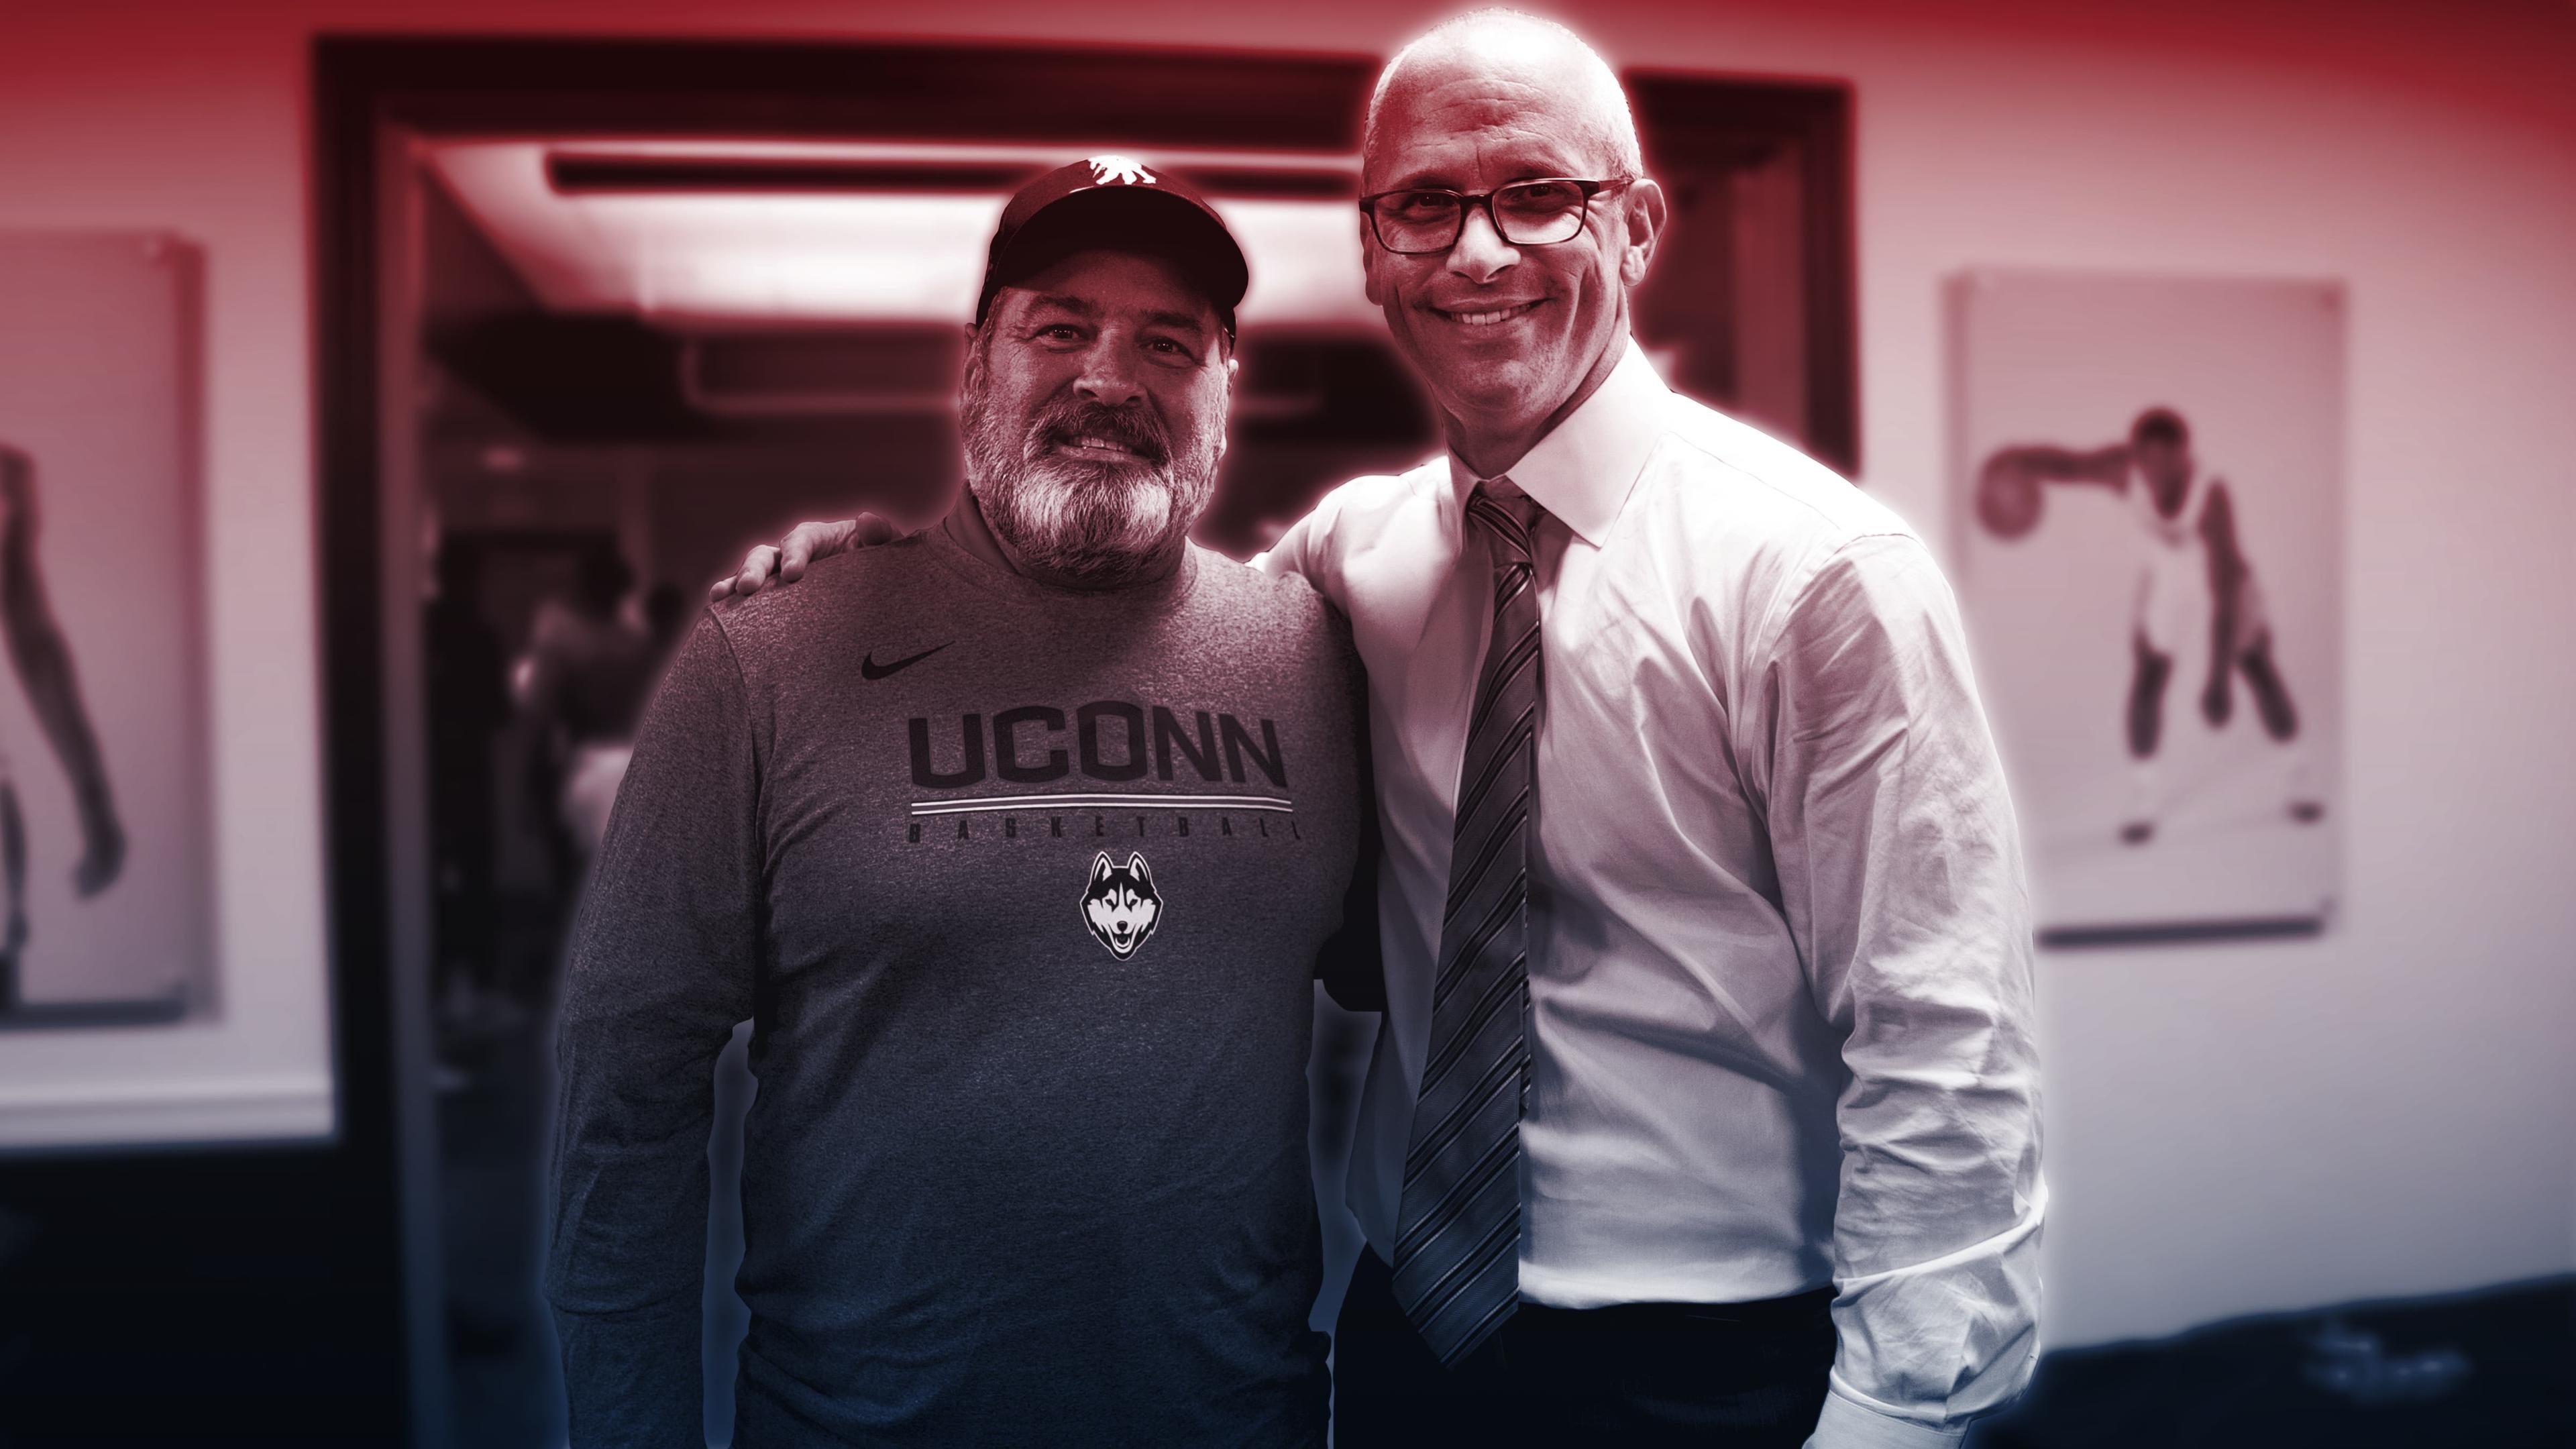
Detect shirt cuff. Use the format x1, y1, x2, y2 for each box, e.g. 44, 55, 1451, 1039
1803, 1386, 1972, 1449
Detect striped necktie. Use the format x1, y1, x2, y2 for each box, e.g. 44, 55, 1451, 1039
1391, 480, 1544, 1366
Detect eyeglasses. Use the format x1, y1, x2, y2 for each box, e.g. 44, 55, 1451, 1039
1357, 177, 1636, 255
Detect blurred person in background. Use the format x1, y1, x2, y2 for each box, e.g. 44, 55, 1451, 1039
425, 541, 512, 1046
514, 541, 658, 872
549, 159, 1379, 1447
642, 579, 691, 664
720, 11, 2043, 1447
0, 443, 126, 1013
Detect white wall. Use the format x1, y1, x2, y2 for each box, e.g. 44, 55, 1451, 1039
2, 0, 2567, 1346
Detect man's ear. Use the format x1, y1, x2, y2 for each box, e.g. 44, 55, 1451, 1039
1618, 177, 1668, 291
957, 318, 991, 405
1211, 347, 1240, 468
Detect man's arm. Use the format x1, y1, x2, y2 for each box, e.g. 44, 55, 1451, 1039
1245, 500, 1332, 586
1983, 441, 2130, 490
548, 612, 764, 1449
1757, 533, 2044, 1449
0, 448, 123, 896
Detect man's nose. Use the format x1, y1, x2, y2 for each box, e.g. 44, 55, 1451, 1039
1446, 201, 1521, 284
1075, 339, 1148, 409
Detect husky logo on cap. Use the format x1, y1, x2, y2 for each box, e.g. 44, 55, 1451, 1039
1080, 851, 1163, 959
1087, 154, 1157, 187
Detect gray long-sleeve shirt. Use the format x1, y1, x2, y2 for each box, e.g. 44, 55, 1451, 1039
547, 525, 1375, 1448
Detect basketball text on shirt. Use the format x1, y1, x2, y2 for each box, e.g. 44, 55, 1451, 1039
907, 703, 1288, 790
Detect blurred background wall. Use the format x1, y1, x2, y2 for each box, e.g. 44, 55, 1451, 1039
0, 0, 2568, 1415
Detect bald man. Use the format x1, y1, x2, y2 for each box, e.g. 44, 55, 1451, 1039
720, 13, 2042, 1448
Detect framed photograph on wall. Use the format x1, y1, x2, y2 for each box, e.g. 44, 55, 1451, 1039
0, 232, 214, 1030
1949, 268, 2344, 947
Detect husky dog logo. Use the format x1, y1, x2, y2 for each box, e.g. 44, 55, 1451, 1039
1080, 851, 1162, 959
1087, 154, 1157, 187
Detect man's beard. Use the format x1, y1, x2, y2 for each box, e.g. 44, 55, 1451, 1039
958, 346, 1222, 590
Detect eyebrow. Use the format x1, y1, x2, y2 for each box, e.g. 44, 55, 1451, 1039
1024, 295, 1214, 338
1021, 293, 1098, 317
1377, 170, 1460, 192
1378, 160, 1585, 193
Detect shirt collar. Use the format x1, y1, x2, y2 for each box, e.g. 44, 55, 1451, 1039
1444, 337, 1669, 547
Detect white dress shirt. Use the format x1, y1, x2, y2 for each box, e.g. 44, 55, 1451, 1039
1260, 339, 2044, 1447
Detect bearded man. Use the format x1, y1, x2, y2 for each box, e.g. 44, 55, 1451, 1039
547, 159, 1379, 1449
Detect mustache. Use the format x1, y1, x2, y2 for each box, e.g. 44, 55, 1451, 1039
1026, 400, 1169, 468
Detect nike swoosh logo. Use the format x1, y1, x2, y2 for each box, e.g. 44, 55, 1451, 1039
859, 643, 951, 681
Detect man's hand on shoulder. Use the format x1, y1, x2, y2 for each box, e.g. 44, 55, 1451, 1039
708, 515, 897, 602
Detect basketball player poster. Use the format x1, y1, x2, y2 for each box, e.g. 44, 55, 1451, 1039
0, 233, 213, 1026
1948, 270, 2343, 946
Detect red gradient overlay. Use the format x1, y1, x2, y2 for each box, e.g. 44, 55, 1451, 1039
0, 0, 2567, 1404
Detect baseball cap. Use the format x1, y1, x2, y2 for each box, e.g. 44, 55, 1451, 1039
975, 155, 1250, 338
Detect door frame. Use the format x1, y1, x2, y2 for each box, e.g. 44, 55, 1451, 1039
311, 34, 1857, 1444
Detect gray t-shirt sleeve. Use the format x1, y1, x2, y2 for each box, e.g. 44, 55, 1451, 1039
546, 612, 763, 1448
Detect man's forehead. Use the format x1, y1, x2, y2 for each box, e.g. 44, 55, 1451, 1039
1368, 72, 1605, 183
1000, 249, 1219, 329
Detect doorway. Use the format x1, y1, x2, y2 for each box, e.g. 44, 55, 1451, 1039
316, 34, 1856, 1446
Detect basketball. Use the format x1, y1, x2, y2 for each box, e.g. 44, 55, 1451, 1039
1977, 457, 2043, 539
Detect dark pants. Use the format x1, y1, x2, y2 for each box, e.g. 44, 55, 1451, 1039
1334, 1250, 1835, 1448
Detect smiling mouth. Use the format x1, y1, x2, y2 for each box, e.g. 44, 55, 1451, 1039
1432, 299, 1545, 328
1052, 434, 1158, 465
